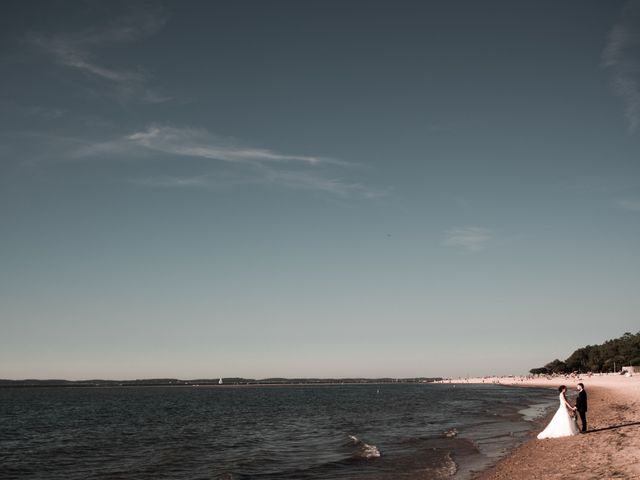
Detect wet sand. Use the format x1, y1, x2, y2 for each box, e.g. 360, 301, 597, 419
448, 374, 640, 479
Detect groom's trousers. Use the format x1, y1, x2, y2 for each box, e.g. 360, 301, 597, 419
578, 410, 587, 432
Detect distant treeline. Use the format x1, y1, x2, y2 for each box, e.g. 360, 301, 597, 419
530, 331, 640, 374
0, 377, 442, 388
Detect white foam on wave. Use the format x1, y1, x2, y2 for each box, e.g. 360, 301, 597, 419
360, 442, 381, 458
348, 434, 381, 459
518, 401, 555, 421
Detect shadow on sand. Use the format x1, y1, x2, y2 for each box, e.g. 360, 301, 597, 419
586, 421, 640, 434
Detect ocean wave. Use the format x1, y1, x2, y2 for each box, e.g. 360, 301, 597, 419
518, 401, 556, 421
347, 435, 381, 459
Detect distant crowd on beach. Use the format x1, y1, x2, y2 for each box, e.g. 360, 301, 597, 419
441, 370, 633, 384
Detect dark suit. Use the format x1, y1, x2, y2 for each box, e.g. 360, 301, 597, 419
575, 389, 587, 431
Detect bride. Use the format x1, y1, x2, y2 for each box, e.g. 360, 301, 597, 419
537, 385, 580, 439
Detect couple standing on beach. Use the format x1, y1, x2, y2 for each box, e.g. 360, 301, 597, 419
537, 383, 587, 439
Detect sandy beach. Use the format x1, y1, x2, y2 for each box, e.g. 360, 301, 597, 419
447, 374, 640, 479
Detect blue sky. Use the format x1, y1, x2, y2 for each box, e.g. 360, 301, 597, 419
2, 0, 640, 379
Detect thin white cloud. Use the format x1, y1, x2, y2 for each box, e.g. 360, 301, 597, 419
73, 125, 343, 166
618, 198, 640, 211
603, 1, 640, 133
261, 168, 384, 197
127, 169, 383, 197
69, 125, 379, 198
128, 170, 380, 197
125, 125, 334, 165
27, 5, 170, 103
444, 227, 492, 252
129, 175, 211, 188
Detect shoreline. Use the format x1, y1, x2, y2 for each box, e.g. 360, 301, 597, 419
447, 374, 640, 479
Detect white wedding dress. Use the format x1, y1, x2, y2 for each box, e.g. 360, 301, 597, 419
537, 392, 580, 439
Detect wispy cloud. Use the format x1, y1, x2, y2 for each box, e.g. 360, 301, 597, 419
618, 198, 640, 211
128, 170, 382, 197
443, 227, 492, 252
27, 5, 170, 103
124, 125, 340, 165
129, 175, 211, 188
260, 168, 384, 198
603, 1, 640, 133
72, 124, 380, 198
73, 125, 347, 165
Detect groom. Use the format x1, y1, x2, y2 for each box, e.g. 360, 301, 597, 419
575, 383, 587, 432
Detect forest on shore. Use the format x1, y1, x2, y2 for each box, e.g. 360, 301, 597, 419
530, 331, 640, 374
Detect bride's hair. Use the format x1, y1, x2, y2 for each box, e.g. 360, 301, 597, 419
558, 385, 566, 392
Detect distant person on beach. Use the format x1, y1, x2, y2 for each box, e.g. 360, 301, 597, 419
575, 383, 587, 432
536, 385, 580, 439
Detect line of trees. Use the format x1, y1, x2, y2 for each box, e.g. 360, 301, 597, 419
530, 332, 640, 375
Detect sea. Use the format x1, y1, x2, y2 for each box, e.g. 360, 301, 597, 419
0, 383, 557, 480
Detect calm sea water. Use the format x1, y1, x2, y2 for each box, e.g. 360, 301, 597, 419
0, 384, 556, 480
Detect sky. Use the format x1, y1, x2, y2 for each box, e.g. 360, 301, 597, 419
1, 0, 640, 380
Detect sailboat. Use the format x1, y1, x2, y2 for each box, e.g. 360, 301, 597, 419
218, 378, 223, 385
